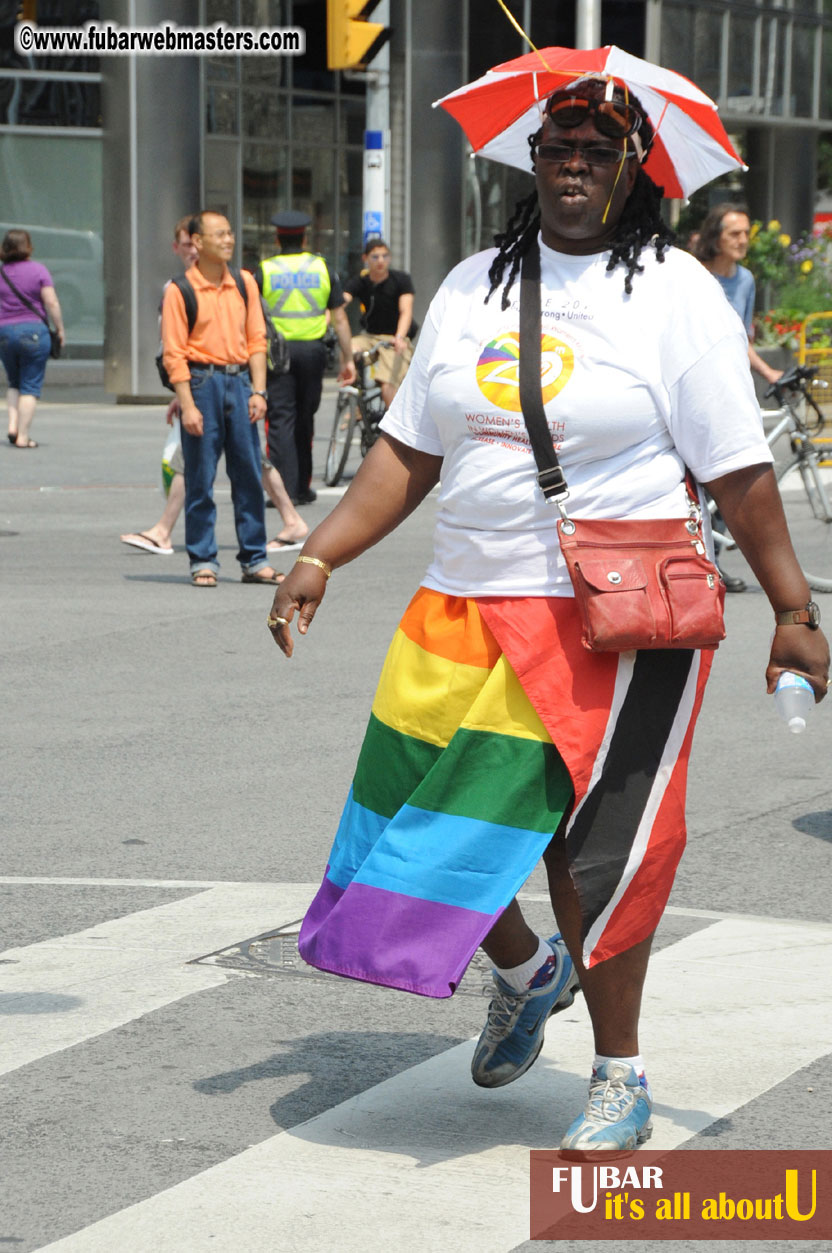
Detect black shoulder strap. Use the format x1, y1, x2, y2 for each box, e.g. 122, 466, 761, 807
518, 242, 568, 501
168, 274, 198, 335
229, 265, 249, 308
518, 243, 698, 513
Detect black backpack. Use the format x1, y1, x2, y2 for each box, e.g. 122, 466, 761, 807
156, 267, 289, 391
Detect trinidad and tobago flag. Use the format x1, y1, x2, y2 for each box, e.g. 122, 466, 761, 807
299, 587, 712, 996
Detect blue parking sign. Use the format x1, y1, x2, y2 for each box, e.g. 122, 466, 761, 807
363, 211, 383, 241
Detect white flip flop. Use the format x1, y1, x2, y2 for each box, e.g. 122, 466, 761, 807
120, 533, 174, 556
266, 537, 306, 552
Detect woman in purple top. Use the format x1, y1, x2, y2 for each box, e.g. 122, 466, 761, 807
0, 229, 65, 448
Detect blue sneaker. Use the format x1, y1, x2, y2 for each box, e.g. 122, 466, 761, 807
471, 936, 579, 1089
560, 1061, 653, 1157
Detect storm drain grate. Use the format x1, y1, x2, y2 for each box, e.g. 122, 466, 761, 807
191, 921, 495, 998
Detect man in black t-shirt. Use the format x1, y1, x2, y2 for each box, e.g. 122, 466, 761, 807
343, 238, 415, 409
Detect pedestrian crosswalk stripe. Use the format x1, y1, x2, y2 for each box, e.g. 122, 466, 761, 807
0, 876, 263, 888
0, 884, 317, 1078
5, 877, 832, 932
0, 876, 270, 888
32, 914, 832, 1253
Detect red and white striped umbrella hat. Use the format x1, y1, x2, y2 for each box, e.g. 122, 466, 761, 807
434, 44, 745, 200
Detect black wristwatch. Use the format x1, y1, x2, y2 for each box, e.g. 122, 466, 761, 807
775, 601, 821, 629
251, 389, 267, 399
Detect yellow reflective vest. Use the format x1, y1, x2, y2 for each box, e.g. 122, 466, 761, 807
260, 252, 330, 341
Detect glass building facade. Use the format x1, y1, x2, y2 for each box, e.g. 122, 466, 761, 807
1, 0, 831, 382
461, 0, 832, 256
0, 0, 368, 358
661, 0, 827, 122
203, 0, 367, 284
0, 1, 103, 351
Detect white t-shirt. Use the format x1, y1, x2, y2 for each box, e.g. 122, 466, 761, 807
381, 237, 772, 597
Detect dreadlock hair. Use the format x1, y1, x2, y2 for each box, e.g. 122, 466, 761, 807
485, 134, 542, 310
607, 167, 675, 294
485, 85, 676, 307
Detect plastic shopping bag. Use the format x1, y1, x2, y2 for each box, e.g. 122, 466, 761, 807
161, 418, 181, 497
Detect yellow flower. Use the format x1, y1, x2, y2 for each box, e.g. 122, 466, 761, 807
779, 233, 791, 247
749, 222, 760, 240
768, 219, 781, 232
801, 259, 814, 274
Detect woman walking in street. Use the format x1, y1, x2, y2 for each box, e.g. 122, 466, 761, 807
266, 76, 828, 1154
0, 229, 65, 448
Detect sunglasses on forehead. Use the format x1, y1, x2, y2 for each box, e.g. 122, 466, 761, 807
545, 89, 644, 140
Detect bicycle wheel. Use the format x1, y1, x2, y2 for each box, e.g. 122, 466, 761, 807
324, 391, 357, 486
777, 451, 832, 592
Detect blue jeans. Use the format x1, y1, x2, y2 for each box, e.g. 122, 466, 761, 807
179, 367, 268, 574
0, 321, 50, 396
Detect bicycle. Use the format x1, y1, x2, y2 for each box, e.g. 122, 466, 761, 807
711, 364, 832, 592
323, 341, 393, 487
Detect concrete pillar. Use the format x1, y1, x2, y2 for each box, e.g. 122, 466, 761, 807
576, 0, 601, 50
770, 130, 817, 239
392, 0, 465, 322
364, 0, 391, 244
744, 127, 816, 239
101, 0, 200, 399
644, 0, 663, 63
743, 129, 777, 226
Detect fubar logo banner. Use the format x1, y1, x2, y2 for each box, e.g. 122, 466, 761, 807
529, 1150, 832, 1241
475, 332, 573, 411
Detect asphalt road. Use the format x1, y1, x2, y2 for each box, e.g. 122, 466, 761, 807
1, 387, 831, 1252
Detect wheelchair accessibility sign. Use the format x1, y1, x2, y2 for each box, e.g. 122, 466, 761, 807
363, 211, 383, 239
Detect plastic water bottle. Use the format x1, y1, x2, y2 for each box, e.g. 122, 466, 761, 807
774, 672, 814, 734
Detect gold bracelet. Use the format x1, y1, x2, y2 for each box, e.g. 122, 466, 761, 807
295, 555, 332, 579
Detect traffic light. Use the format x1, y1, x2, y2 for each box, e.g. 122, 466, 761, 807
327, 0, 387, 70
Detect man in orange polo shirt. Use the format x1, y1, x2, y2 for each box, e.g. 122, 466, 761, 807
161, 209, 282, 587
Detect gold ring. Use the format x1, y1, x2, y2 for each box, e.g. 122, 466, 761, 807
267, 615, 288, 629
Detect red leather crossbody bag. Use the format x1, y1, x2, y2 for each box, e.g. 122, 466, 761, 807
518, 242, 725, 653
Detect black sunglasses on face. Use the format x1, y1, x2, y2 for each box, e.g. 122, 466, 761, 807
535, 141, 636, 167
546, 91, 644, 140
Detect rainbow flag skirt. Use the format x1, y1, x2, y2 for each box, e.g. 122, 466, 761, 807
299, 587, 712, 998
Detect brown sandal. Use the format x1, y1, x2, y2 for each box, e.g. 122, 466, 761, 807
191, 569, 217, 587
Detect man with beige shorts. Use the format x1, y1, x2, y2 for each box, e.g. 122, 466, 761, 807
343, 238, 415, 410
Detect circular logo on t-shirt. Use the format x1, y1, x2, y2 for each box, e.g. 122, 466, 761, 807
475, 332, 574, 412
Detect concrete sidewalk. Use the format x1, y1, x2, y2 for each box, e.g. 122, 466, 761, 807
0, 383, 435, 880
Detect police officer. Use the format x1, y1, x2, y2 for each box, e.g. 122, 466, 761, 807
255, 211, 355, 505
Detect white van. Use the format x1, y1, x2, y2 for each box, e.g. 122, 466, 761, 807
0, 223, 103, 340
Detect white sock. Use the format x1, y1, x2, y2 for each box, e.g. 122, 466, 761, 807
494, 936, 557, 992
593, 1053, 650, 1094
